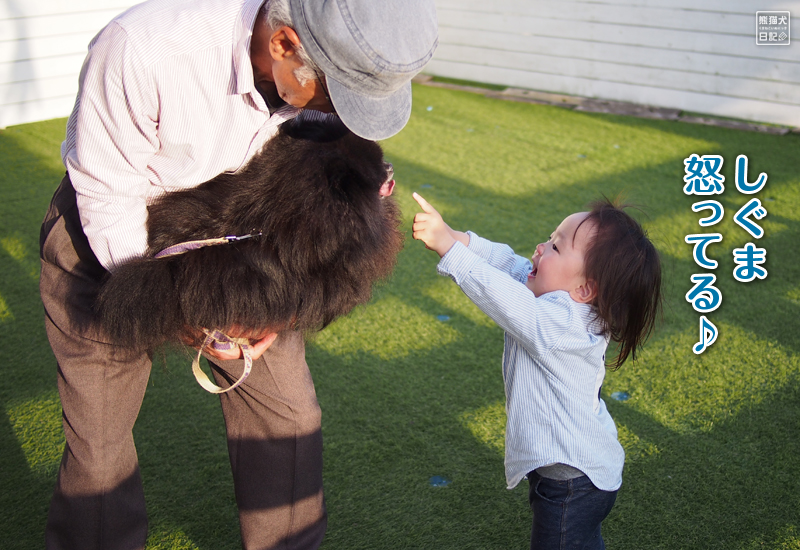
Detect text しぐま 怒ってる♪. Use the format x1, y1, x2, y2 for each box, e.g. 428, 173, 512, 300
683, 154, 769, 354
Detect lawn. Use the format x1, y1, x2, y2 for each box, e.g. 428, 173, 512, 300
1, 83, 799, 549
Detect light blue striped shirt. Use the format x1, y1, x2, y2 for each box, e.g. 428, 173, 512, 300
438, 233, 624, 491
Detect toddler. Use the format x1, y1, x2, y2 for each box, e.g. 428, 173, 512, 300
412, 193, 662, 550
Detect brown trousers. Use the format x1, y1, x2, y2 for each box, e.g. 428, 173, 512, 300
40, 175, 326, 550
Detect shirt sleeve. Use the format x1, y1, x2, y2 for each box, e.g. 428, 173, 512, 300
437, 240, 571, 356
64, 22, 160, 270
466, 231, 533, 283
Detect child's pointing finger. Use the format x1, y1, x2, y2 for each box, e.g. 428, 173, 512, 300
412, 192, 437, 214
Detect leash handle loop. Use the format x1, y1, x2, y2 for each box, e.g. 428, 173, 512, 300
191, 329, 253, 394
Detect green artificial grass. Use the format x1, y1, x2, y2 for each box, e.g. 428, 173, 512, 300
1, 85, 799, 549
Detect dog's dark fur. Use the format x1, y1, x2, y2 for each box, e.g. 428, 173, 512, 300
96, 117, 404, 351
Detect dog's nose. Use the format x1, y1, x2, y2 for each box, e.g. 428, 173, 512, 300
384, 161, 394, 180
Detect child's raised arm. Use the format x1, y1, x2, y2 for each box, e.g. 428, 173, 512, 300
412, 193, 469, 257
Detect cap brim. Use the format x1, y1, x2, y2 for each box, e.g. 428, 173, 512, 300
326, 78, 412, 141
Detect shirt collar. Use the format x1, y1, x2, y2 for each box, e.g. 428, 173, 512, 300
233, 0, 267, 101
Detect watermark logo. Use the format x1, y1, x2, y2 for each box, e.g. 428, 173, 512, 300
756, 11, 790, 45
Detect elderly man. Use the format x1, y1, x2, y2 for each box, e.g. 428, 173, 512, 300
39, 0, 437, 548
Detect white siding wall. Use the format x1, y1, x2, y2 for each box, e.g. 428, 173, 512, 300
3, 1, 799, 128
0, 0, 136, 128
429, 0, 800, 127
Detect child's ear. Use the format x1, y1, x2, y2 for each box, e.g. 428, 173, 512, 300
571, 279, 597, 304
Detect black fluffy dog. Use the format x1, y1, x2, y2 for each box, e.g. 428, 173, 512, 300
96, 117, 403, 352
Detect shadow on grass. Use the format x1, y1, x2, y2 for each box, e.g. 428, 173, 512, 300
0, 125, 66, 549
607, 382, 800, 550
0, 409, 55, 550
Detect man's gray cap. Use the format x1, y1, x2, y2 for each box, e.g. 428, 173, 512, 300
290, 0, 438, 140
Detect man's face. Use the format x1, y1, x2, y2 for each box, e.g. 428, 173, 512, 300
525, 211, 594, 301
250, 15, 334, 112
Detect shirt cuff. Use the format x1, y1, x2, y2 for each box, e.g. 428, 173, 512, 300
437, 240, 482, 286
465, 231, 494, 260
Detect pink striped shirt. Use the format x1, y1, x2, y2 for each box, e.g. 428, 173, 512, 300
62, 0, 299, 269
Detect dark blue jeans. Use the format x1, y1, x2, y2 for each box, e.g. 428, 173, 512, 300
528, 470, 618, 550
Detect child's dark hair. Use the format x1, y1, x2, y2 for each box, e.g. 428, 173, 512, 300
580, 198, 662, 368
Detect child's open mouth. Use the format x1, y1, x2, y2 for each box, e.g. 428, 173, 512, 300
529, 267, 538, 279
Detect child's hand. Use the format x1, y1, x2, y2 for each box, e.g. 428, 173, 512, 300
413, 193, 467, 257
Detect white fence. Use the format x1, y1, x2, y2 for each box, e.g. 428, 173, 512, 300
428, 0, 800, 127
0, 0, 136, 128
2, 0, 799, 128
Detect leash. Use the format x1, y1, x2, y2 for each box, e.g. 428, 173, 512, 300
154, 232, 262, 259
152, 233, 263, 393
191, 329, 253, 393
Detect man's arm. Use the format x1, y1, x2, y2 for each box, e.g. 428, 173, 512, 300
64, 21, 159, 270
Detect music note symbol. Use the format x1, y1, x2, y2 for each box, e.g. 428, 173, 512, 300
693, 315, 718, 354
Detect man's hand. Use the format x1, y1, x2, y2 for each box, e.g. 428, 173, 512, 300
183, 327, 279, 362
412, 193, 468, 257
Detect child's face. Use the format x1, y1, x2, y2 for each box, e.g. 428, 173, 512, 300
525, 212, 595, 302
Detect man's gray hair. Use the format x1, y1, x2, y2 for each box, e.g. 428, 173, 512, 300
259, 0, 320, 86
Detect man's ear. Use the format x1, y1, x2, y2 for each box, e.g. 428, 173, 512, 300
269, 26, 302, 60
571, 279, 597, 304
